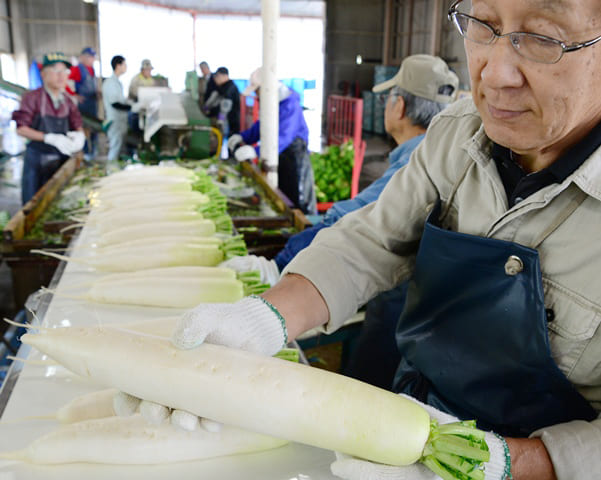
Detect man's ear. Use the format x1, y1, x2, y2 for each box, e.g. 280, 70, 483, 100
396, 95, 406, 120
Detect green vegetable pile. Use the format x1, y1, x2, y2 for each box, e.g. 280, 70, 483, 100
310, 140, 355, 203
0, 210, 10, 231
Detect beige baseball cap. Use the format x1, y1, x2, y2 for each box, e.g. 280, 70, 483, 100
141, 59, 153, 70
372, 54, 459, 104
242, 67, 262, 96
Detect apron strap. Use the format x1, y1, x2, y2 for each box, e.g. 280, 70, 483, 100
531, 186, 588, 249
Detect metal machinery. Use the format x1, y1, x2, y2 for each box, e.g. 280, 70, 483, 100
138, 87, 221, 162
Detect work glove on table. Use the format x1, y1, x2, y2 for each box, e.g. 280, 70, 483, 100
114, 296, 288, 430
220, 254, 280, 286
43, 133, 75, 156
234, 145, 257, 162
331, 395, 511, 480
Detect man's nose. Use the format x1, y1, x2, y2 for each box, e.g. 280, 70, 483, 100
479, 36, 526, 89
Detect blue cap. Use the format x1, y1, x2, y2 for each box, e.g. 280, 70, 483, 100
81, 47, 96, 57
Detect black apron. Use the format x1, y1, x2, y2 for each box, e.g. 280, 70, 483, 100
393, 176, 597, 437
21, 91, 69, 204
278, 137, 317, 215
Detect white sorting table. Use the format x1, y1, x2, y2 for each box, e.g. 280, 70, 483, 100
0, 223, 338, 480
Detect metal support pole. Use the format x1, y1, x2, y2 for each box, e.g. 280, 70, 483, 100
260, 0, 279, 187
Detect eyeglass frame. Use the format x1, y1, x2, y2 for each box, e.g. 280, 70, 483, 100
447, 0, 601, 64
376, 88, 403, 106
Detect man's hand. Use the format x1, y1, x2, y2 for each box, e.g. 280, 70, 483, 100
220, 255, 280, 286
234, 145, 257, 162
43, 133, 74, 156
66, 131, 85, 152
113, 296, 288, 430
331, 395, 511, 480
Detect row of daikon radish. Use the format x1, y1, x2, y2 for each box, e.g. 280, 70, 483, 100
34, 165, 270, 308
1, 317, 300, 465
2, 320, 491, 479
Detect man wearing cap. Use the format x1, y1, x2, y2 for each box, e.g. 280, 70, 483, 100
227, 67, 317, 214
128, 59, 156, 102
203, 67, 240, 136
222, 55, 459, 388
12, 52, 85, 204
68, 47, 99, 160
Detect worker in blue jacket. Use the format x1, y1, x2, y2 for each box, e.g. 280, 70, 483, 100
228, 67, 316, 214
223, 55, 459, 389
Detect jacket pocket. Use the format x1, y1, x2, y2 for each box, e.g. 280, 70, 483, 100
543, 278, 601, 384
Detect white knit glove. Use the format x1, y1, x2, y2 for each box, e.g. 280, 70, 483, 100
43, 133, 73, 156
234, 144, 257, 162
220, 255, 280, 286
227, 133, 244, 152
114, 296, 288, 430
66, 131, 85, 152
331, 395, 510, 480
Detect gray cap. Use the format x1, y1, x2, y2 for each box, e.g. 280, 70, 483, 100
141, 59, 153, 70
372, 54, 459, 104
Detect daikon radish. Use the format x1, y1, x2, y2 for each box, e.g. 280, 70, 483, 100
33, 242, 225, 272
83, 276, 244, 307
96, 166, 194, 185
94, 266, 237, 285
33, 235, 247, 272
55, 388, 118, 423
94, 181, 193, 202
0, 415, 287, 465
20, 326, 490, 472
97, 235, 221, 251
91, 208, 204, 232
92, 190, 209, 212
98, 219, 216, 246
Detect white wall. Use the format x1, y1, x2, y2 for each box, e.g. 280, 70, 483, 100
98, 0, 195, 94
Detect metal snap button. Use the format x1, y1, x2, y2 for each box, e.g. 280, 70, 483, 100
505, 255, 524, 276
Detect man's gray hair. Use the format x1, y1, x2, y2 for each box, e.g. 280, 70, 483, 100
393, 87, 449, 129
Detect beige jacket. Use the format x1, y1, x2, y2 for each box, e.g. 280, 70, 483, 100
286, 97, 601, 478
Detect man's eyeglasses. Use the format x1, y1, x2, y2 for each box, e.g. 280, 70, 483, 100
376, 91, 401, 106
448, 0, 601, 64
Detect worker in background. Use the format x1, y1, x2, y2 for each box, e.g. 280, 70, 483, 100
197, 61, 216, 110
128, 59, 156, 102
228, 67, 316, 214
12, 52, 84, 204
103, 55, 138, 162
222, 55, 459, 389
204, 67, 240, 136
68, 46, 99, 161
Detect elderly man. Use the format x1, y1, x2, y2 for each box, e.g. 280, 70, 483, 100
118, 0, 601, 478
128, 59, 156, 102
13, 52, 84, 203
